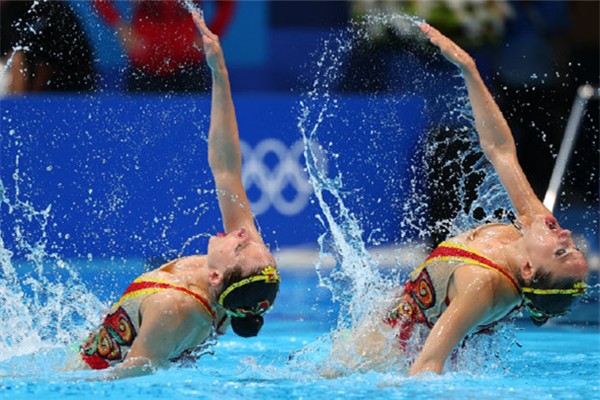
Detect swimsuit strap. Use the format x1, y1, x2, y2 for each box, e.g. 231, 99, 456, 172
215, 315, 229, 335
113, 277, 217, 320
420, 241, 522, 295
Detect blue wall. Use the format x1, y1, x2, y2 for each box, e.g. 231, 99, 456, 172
1, 94, 425, 260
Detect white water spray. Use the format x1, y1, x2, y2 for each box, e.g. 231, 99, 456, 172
179, 0, 204, 19
0, 154, 105, 363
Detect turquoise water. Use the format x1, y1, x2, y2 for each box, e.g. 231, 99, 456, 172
4, 329, 600, 400
2, 11, 599, 399
0, 270, 598, 400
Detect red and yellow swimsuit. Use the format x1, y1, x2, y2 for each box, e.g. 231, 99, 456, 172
386, 241, 521, 345
80, 277, 228, 369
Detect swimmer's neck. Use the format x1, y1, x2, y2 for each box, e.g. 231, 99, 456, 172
452, 221, 521, 244
451, 223, 526, 283
149, 255, 212, 294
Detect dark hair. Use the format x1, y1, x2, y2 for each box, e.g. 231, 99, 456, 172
221, 265, 246, 291
230, 315, 265, 338
219, 265, 280, 337
522, 269, 583, 326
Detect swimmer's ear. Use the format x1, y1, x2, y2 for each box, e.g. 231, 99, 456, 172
520, 261, 535, 284
208, 270, 223, 287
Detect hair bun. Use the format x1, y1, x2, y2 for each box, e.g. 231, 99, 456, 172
231, 315, 264, 338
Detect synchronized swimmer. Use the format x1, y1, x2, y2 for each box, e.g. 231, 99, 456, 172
72, 14, 280, 379
324, 23, 588, 376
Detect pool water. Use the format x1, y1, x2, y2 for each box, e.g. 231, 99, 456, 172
1, 321, 598, 399
1, 268, 598, 400
1, 11, 598, 399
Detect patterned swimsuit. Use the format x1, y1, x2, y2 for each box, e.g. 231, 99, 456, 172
385, 241, 521, 345
80, 277, 228, 369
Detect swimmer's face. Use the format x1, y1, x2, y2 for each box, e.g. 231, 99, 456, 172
522, 215, 587, 282
207, 228, 274, 278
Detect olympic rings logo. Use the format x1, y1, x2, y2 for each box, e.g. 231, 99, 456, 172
240, 138, 325, 216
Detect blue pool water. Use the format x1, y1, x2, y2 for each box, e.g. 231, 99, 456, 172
2, 11, 598, 400
2, 325, 599, 400
1, 267, 599, 400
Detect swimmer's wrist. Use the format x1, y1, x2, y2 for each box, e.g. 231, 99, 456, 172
211, 66, 229, 82
209, 61, 228, 76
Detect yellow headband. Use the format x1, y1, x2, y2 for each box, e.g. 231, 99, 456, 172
218, 265, 281, 311
522, 281, 587, 296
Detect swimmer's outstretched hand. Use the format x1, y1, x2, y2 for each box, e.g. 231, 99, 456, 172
192, 12, 226, 73
419, 23, 475, 71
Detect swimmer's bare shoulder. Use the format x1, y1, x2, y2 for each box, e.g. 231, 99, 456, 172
449, 223, 524, 312
449, 264, 520, 325
124, 289, 214, 364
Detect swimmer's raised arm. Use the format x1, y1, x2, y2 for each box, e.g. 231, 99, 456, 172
420, 23, 550, 221
192, 13, 263, 242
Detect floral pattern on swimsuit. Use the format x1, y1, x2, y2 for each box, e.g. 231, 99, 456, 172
80, 306, 137, 370
385, 268, 437, 345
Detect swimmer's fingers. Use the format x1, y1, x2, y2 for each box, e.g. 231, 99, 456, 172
192, 13, 225, 72
192, 13, 207, 35
419, 22, 443, 47
192, 13, 219, 42
419, 22, 474, 69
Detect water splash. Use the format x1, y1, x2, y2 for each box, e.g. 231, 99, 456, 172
297, 21, 386, 330
295, 12, 519, 374
179, 0, 204, 19
178, 232, 214, 258
0, 158, 104, 363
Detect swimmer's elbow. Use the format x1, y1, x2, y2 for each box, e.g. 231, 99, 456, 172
480, 140, 509, 162
481, 136, 517, 163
